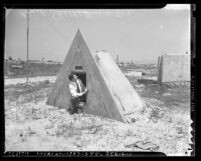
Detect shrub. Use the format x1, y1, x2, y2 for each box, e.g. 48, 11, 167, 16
44, 80, 50, 84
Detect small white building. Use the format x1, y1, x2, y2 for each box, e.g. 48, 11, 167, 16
125, 71, 142, 77
29, 60, 42, 64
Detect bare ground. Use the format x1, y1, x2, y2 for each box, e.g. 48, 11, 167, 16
4, 77, 192, 156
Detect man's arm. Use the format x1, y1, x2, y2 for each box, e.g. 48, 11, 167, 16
69, 84, 83, 97
78, 79, 88, 93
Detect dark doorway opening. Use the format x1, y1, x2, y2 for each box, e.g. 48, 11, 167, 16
72, 71, 86, 86
71, 70, 87, 103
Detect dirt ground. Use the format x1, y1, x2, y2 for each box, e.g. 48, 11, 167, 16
4, 76, 192, 156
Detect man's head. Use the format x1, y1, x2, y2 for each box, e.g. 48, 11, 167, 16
68, 73, 78, 82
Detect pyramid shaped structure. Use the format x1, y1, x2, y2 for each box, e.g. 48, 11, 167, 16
46, 29, 144, 123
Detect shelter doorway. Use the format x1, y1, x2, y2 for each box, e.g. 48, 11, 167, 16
72, 70, 87, 103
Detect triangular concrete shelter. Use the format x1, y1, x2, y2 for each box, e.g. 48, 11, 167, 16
46, 29, 144, 123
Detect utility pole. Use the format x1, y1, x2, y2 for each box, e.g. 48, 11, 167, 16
26, 9, 29, 82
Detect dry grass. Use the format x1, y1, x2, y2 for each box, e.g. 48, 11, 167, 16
4, 77, 192, 155
133, 83, 190, 108
4, 80, 53, 102
5, 63, 62, 78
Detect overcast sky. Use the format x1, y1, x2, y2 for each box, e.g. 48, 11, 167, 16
5, 5, 190, 64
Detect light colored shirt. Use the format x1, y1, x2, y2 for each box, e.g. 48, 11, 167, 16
69, 79, 85, 98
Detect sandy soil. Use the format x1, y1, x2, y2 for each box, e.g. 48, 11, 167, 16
4, 76, 57, 86
4, 76, 192, 156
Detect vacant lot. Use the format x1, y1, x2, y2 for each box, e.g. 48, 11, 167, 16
4, 74, 192, 156
5, 62, 62, 78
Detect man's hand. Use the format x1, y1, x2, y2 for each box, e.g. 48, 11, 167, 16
85, 88, 89, 93
83, 88, 88, 94
80, 88, 88, 96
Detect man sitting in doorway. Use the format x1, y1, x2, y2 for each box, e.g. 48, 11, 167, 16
68, 73, 88, 114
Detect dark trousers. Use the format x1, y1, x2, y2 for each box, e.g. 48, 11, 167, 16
70, 97, 83, 114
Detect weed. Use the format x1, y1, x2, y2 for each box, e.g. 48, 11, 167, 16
5, 81, 52, 103
148, 106, 165, 123
44, 80, 50, 84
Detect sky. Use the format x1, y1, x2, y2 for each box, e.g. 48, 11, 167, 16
4, 4, 191, 64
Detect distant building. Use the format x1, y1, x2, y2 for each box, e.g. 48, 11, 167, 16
27, 60, 61, 64
46, 60, 61, 64
5, 57, 22, 65
29, 60, 42, 64
5, 58, 9, 61
118, 62, 124, 67
125, 71, 142, 77
124, 62, 131, 66
11, 64, 23, 69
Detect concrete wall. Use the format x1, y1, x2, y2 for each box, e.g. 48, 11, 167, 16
158, 55, 190, 83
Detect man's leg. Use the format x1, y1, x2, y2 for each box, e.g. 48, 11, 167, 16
70, 98, 78, 114
75, 97, 83, 113
77, 106, 83, 113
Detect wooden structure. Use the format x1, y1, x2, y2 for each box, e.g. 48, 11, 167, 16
46, 30, 143, 123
